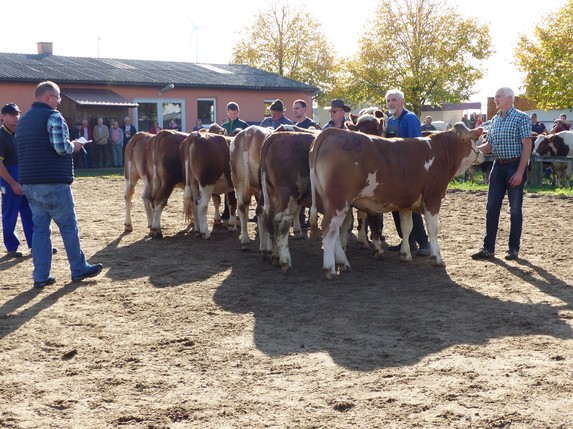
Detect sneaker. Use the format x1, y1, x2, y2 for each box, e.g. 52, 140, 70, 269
417, 242, 431, 257
7, 250, 23, 258
33, 276, 56, 289
72, 263, 103, 282
471, 248, 494, 260
504, 249, 519, 261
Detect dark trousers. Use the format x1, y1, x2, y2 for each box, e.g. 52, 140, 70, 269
392, 211, 428, 245
483, 160, 526, 253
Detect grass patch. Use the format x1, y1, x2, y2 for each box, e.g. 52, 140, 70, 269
75, 167, 123, 179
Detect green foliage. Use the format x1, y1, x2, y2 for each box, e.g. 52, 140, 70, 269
231, 0, 335, 95
328, 0, 493, 116
515, 2, 573, 109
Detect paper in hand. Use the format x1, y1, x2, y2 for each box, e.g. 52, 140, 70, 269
76, 137, 92, 144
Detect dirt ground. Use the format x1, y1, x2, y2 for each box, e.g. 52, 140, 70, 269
1, 176, 572, 429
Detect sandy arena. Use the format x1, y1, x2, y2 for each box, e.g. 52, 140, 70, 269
1, 176, 572, 428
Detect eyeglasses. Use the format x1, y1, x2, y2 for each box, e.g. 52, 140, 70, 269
49, 94, 62, 102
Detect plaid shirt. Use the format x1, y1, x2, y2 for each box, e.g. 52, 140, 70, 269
47, 111, 74, 155
486, 106, 531, 159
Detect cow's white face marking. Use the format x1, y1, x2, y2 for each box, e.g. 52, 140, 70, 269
359, 171, 379, 197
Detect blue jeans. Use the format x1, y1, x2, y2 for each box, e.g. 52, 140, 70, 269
483, 160, 526, 253
1, 165, 34, 252
22, 184, 89, 282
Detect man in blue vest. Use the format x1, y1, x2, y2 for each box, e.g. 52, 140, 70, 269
16, 81, 103, 289
0, 103, 34, 258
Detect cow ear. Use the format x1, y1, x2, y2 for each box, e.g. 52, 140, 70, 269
373, 110, 384, 119
346, 122, 358, 131
349, 113, 359, 124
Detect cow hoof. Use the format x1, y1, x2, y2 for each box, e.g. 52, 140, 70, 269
399, 253, 412, 262
240, 243, 251, 251
324, 270, 334, 280
150, 230, 163, 239
124, 224, 133, 233
337, 264, 351, 273
280, 265, 291, 274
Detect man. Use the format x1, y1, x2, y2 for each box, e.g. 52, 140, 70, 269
549, 113, 570, 134
292, 99, 319, 129
471, 87, 531, 261
0, 103, 33, 258
92, 116, 110, 168
385, 89, 431, 257
260, 99, 293, 129
220, 102, 249, 221
530, 112, 547, 135
221, 102, 249, 135
421, 115, 437, 132
323, 99, 350, 129
15, 81, 103, 288
121, 115, 137, 165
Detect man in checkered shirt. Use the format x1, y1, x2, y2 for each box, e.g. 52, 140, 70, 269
471, 87, 532, 261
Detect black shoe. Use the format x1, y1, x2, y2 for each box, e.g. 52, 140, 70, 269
34, 276, 56, 289
504, 249, 519, 260
388, 241, 418, 252
417, 242, 431, 257
7, 250, 23, 258
72, 263, 103, 282
471, 248, 494, 260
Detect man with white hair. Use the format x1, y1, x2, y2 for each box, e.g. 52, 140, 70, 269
472, 87, 531, 261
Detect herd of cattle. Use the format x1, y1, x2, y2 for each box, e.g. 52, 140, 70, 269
121, 116, 572, 278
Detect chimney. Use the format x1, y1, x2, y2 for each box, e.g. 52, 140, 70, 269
37, 42, 53, 55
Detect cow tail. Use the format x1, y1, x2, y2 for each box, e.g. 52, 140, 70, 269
183, 142, 193, 224
151, 135, 161, 201
308, 135, 322, 240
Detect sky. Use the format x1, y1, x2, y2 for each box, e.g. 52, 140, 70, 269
1, 0, 566, 107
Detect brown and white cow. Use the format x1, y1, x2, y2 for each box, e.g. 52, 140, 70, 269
229, 125, 274, 250
309, 123, 483, 278
533, 131, 573, 188
148, 129, 190, 238
181, 132, 238, 239
124, 131, 154, 233
259, 127, 320, 272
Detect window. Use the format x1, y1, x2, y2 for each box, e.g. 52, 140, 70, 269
197, 98, 216, 125
263, 99, 274, 118
134, 99, 185, 132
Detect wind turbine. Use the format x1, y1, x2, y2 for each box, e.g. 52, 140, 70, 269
184, 13, 211, 63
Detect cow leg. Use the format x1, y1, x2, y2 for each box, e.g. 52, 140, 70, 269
123, 175, 137, 233
322, 208, 351, 279
367, 214, 385, 258
227, 191, 239, 233
292, 204, 303, 239
150, 201, 166, 239
197, 185, 215, 239
339, 209, 353, 250
356, 210, 370, 249
424, 210, 444, 266
236, 190, 251, 250
211, 194, 222, 226
142, 177, 153, 231
275, 212, 293, 274
398, 209, 413, 262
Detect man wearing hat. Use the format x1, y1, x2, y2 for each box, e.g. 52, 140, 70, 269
260, 99, 293, 129
0, 103, 34, 257
530, 112, 547, 135
323, 99, 351, 129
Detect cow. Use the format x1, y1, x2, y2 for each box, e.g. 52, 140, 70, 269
181, 132, 238, 239
148, 129, 190, 239
533, 131, 573, 188
229, 125, 274, 250
123, 131, 154, 233
309, 122, 483, 278
259, 127, 320, 272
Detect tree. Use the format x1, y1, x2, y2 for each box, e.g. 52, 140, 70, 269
231, 0, 335, 96
515, 2, 573, 109
328, 0, 493, 116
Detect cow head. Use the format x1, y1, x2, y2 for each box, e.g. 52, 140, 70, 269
346, 113, 385, 136
533, 134, 552, 156
207, 123, 225, 135
452, 121, 485, 170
